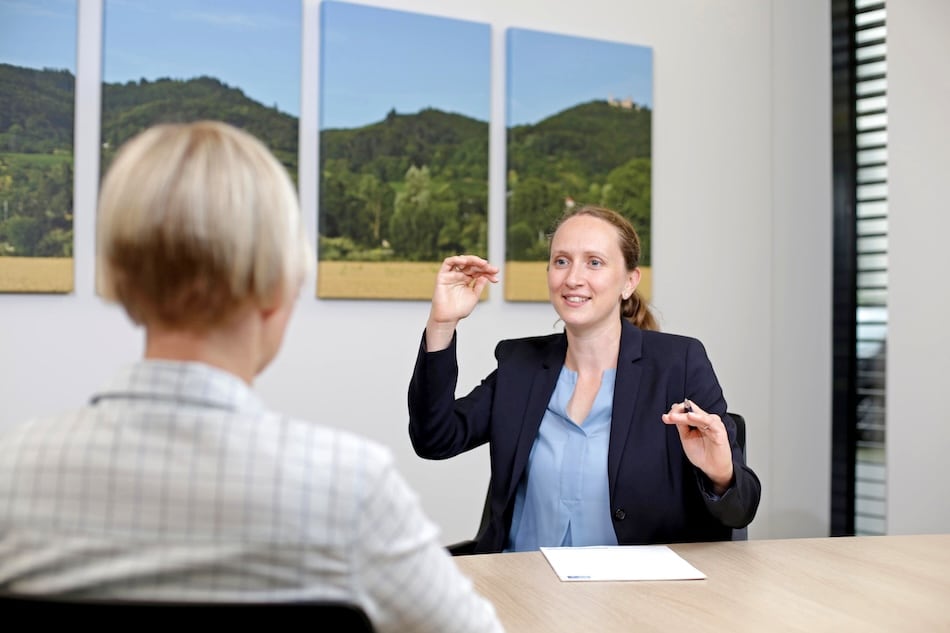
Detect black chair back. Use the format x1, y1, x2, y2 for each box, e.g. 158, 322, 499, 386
0, 592, 375, 629
728, 411, 749, 541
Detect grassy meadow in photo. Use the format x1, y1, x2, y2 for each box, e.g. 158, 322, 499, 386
0, 257, 73, 293
505, 261, 652, 303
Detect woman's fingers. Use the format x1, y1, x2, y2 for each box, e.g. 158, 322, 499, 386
441, 256, 499, 281
662, 400, 720, 435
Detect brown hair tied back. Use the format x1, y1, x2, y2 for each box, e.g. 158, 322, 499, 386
552, 204, 659, 332
621, 288, 658, 332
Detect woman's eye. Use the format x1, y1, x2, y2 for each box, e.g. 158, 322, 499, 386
589, 259, 603, 267
554, 257, 568, 267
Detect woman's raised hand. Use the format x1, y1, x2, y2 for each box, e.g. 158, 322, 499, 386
425, 255, 499, 352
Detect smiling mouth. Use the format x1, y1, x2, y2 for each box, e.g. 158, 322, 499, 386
564, 296, 590, 305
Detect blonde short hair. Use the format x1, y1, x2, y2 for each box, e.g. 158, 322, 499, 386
97, 121, 313, 330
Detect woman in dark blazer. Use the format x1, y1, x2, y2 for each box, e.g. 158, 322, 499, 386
409, 206, 760, 553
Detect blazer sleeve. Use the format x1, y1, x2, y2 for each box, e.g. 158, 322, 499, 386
696, 415, 761, 529
407, 330, 496, 460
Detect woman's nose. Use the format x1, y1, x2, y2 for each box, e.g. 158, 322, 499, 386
565, 263, 584, 286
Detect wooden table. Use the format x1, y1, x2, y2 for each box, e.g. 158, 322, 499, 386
454, 534, 950, 632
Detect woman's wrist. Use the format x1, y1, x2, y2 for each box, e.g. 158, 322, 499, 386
707, 464, 735, 496
425, 318, 457, 352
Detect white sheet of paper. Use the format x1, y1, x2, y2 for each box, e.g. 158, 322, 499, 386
540, 545, 707, 582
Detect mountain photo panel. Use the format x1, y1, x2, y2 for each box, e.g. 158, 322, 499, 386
505, 28, 653, 302
0, 0, 78, 293
99, 0, 301, 293
318, 1, 490, 300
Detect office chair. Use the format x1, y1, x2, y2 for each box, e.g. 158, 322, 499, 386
447, 411, 750, 554
0, 592, 375, 630
729, 411, 749, 541
447, 484, 492, 556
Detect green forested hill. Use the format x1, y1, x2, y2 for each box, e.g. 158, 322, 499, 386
101, 75, 298, 175
0, 63, 74, 153
321, 107, 488, 182
0, 65, 75, 256
508, 99, 651, 181
0, 65, 300, 257
506, 100, 652, 263
317, 100, 651, 262
318, 108, 489, 261
0, 65, 298, 162
1, 64, 649, 263
318, 99, 649, 189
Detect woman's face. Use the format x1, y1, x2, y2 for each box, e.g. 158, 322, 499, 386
547, 214, 639, 335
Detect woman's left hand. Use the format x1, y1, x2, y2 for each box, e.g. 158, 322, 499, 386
662, 400, 734, 495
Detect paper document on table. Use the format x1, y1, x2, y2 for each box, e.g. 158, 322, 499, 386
540, 545, 706, 582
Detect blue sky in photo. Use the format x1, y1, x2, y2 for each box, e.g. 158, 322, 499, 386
507, 28, 653, 127
320, 1, 490, 130
0, 0, 77, 71
103, 0, 301, 116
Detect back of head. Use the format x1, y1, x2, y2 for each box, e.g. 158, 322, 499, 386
96, 121, 313, 330
552, 204, 658, 331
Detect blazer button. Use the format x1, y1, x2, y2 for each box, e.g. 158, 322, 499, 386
614, 508, 626, 521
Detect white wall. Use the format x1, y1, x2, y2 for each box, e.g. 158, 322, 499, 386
886, 0, 950, 534
0, 0, 837, 543
769, 0, 833, 537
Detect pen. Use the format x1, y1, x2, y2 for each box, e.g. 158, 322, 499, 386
684, 398, 697, 431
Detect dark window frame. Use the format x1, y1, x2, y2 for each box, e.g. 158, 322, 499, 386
831, 0, 887, 537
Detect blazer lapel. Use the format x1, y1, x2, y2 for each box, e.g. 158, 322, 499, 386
504, 335, 566, 504
608, 321, 643, 500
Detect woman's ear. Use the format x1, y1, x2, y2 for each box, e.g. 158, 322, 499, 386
623, 268, 642, 299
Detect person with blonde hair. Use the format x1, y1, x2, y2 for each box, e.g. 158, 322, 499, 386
0, 121, 503, 633
409, 205, 760, 553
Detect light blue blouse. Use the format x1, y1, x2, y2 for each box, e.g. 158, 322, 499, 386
506, 366, 619, 552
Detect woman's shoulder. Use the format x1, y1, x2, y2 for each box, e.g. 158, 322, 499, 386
494, 332, 564, 360
637, 326, 708, 355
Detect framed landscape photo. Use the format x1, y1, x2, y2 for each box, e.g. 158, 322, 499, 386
0, 0, 77, 293
100, 0, 301, 203
505, 28, 653, 302
318, 1, 490, 300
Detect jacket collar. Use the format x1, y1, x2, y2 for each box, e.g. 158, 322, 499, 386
505, 333, 567, 503
608, 320, 644, 499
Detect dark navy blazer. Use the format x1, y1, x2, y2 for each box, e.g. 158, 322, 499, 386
408, 319, 761, 553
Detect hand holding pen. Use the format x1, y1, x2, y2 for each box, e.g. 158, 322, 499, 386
664, 398, 716, 434
662, 399, 734, 493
